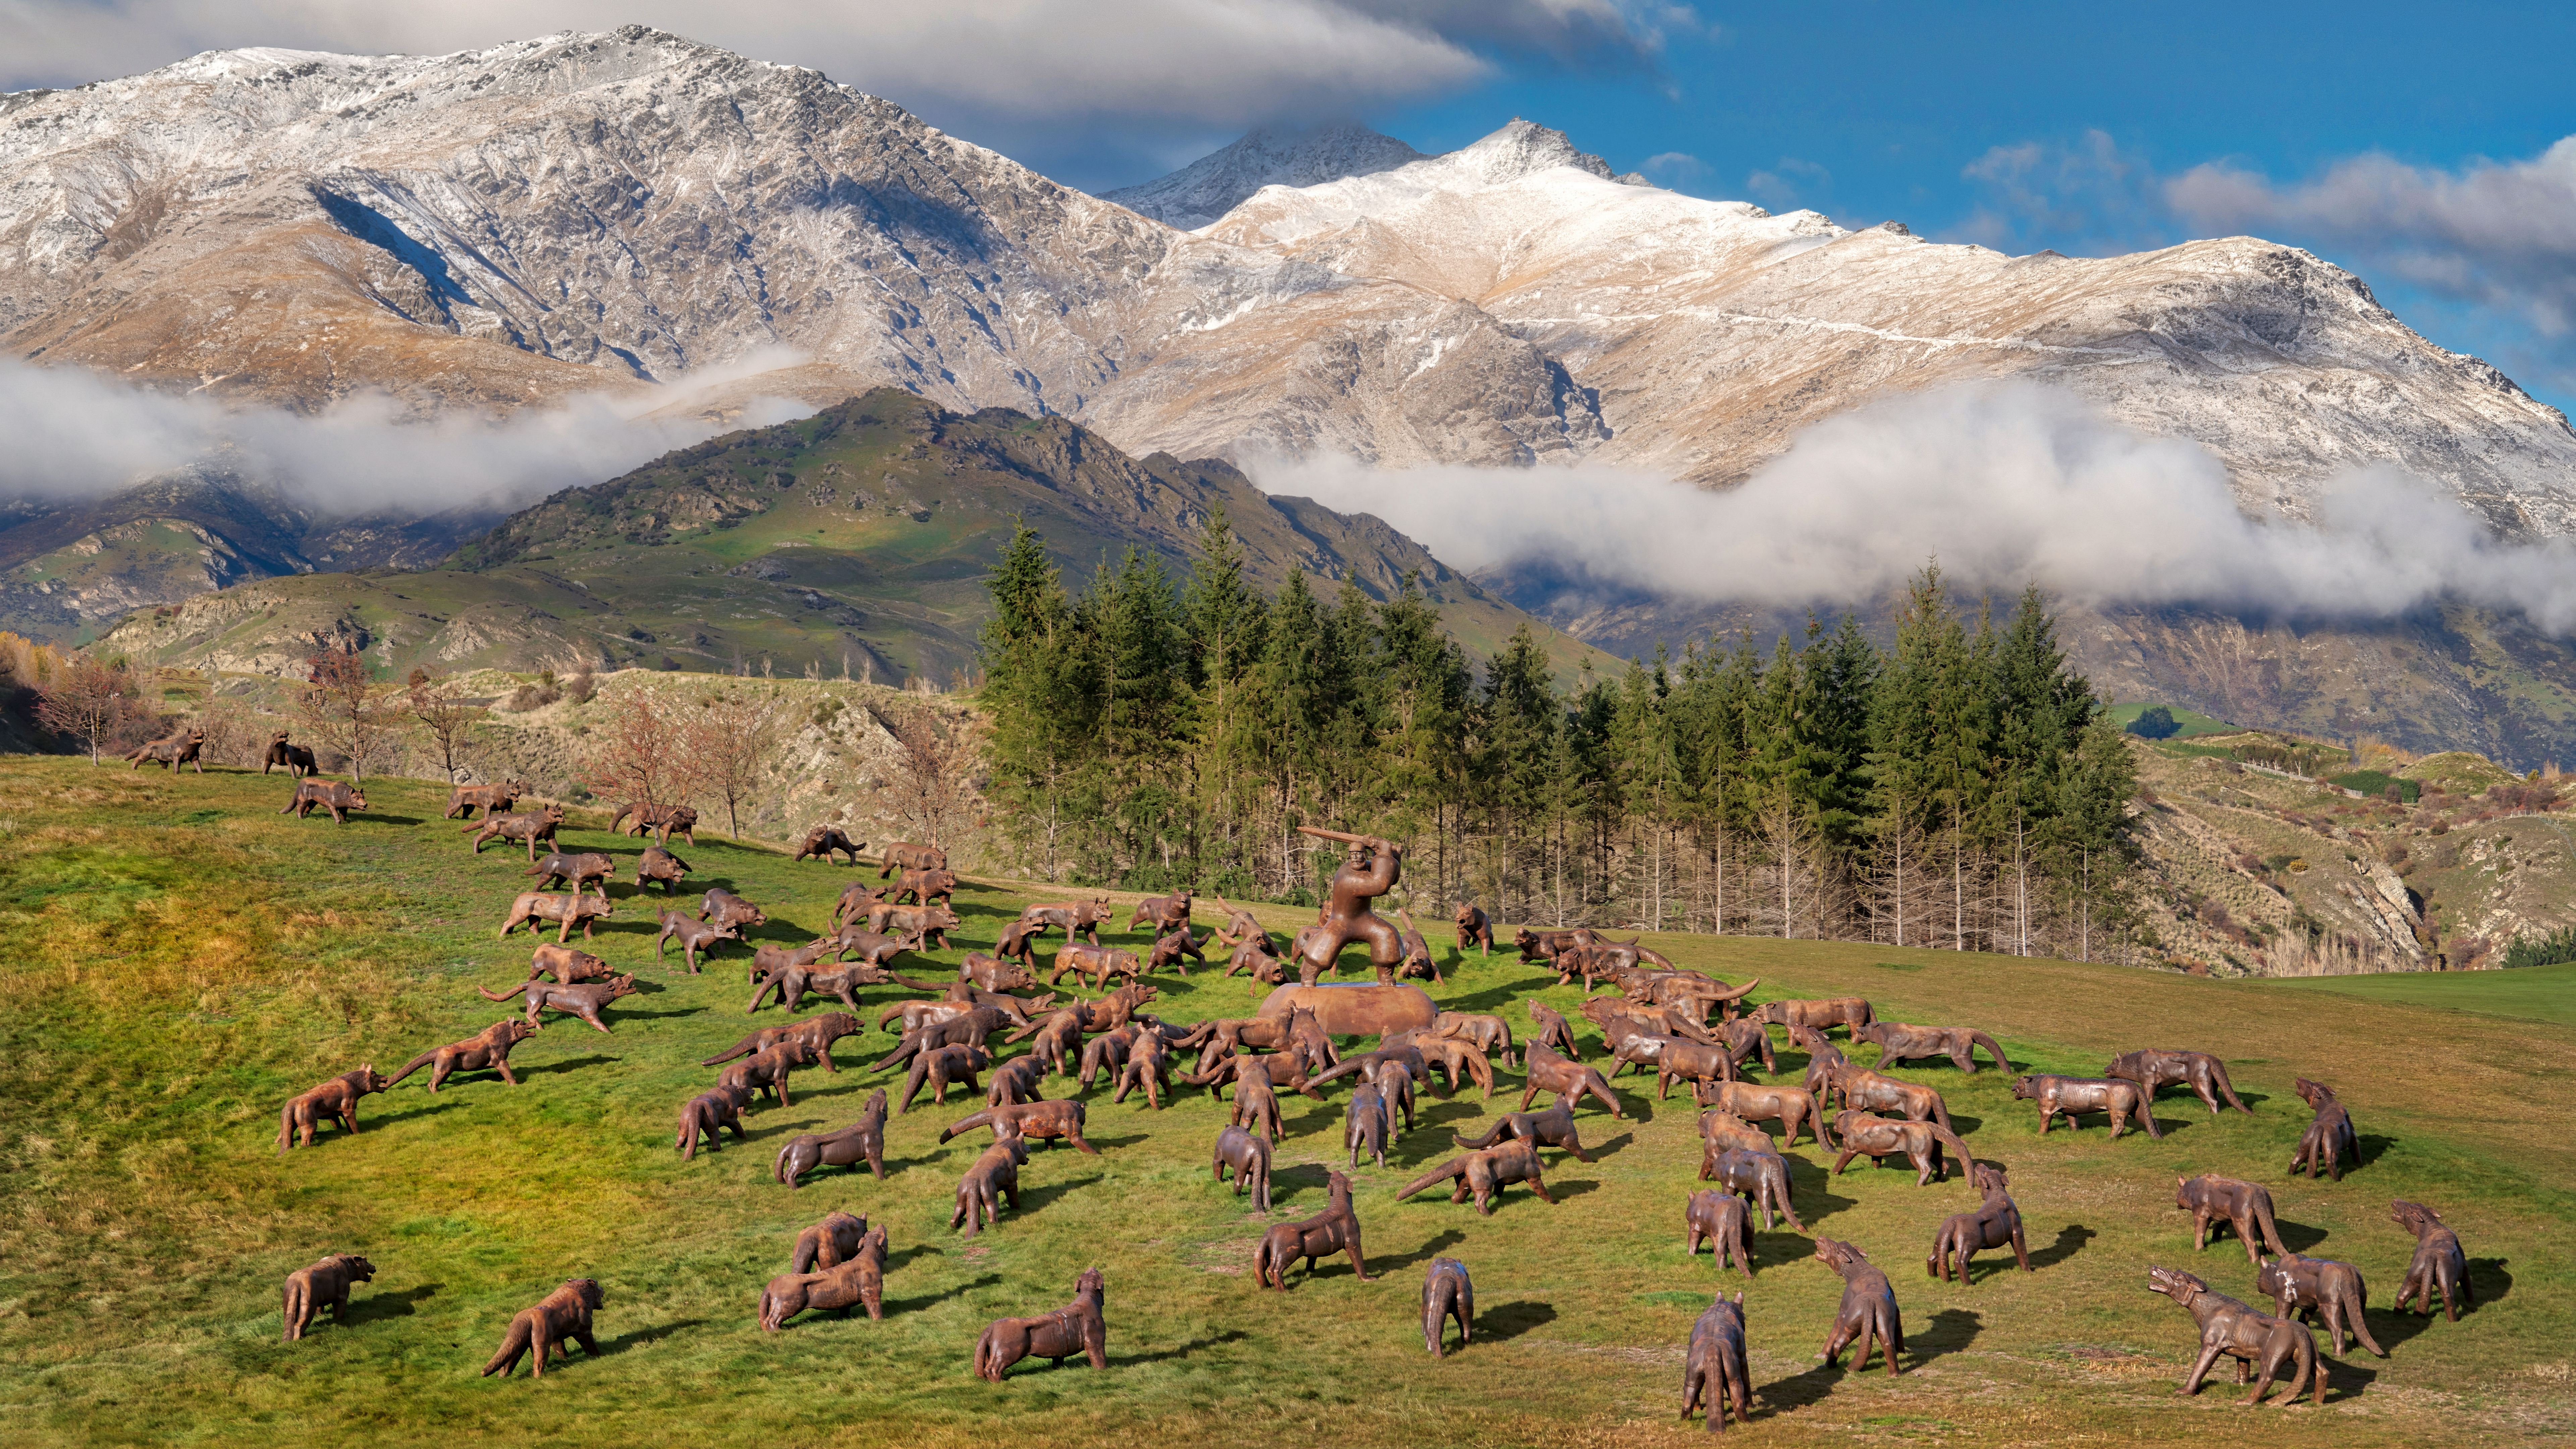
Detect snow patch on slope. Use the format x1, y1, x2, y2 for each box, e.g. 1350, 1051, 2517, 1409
1104, 122, 1423, 230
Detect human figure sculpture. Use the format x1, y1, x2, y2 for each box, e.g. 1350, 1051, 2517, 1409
1816, 1238, 1904, 1375
1294, 826, 1406, 984
1423, 1257, 1473, 1357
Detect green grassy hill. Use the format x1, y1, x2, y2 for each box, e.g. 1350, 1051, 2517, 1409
2106, 701, 2239, 739
1, 758, 2564, 1447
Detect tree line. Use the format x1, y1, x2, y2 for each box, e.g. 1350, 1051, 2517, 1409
976, 511, 2142, 960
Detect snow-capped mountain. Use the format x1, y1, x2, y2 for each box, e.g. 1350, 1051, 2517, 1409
1102, 122, 1425, 230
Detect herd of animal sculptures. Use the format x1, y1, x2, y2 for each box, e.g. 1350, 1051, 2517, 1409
249, 770, 2478, 1416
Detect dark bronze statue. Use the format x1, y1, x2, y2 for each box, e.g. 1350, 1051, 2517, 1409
718, 1039, 818, 1108
2146, 1266, 2322, 1406
891, 867, 959, 908
1346, 1080, 1391, 1168
1293, 826, 1406, 984
1694, 1080, 1821, 1148
1453, 902, 1495, 956
656, 909, 742, 972
1423, 1257, 1473, 1357
523, 944, 616, 985
878, 841, 948, 878
747, 956, 892, 1016
126, 726, 205, 772
1526, 1000, 1580, 1061
1049, 942, 1144, 991
1126, 887, 1194, 936
2103, 1048, 2249, 1116
1391, 910, 1443, 985
609, 800, 698, 847
2257, 1252, 2386, 1357
1429, 1011, 1515, 1067
2010, 1073, 2160, 1139
867, 901, 960, 950
759, 1225, 887, 1329
263, 731, 317, 776
1405, 1035, 1495, 1099
1827, 1110, 1970, 1187
1927, 1163, 2030, 1282
705, 1012, 863, 1076
1113, 1026, 1174, 1109
700, 888, 768, 932
1143, 925, 1208, 977
2176, 1174, 2288, 1267
384, 1019, 537, 1092
1817, 1238, 1904, 1375
951, 1134, 1029, 1237
1682, 1293, 1754, 1432
1747, 997, 1874, 1040
1516, 925, 1594, 965
820, 924, 923, 970
986, 1055, 1049, 1109
794, 824, 867, 865
1700, 1145, 1805, 1232
833, 878, 888, 931
952, 951, 1038, 994
789, 1209, 872, 1274
2290, 1077, 2359, 1181
774, 1090, 891, 1185
479, 1279, 604, 1378
1851, 1020, 2009, 1074
1206, 895, 1269, 951
1699, 1108, 1777, 1160
1213, 1123, 1273, 1210
525, 850, 615, 898
282, 779, 368, 823
1517, 1040, 1626, 1118
2391, 1199, 2474, 1322
497, 890, 613, 944
1791, 1024, 1847, 1099
1822, 1063, 1955, 1132
899, 1043, 988, 1113
677, 1082, 752, 1160
993, 917, 1051, 968
1254, 1169, 1370, 1288
972, 1268, 1106, 1381
281, 1253, 375, 1341
1457, 1101, 1593, 1163
443, 778, 524, 819
478, 975, 638, 1033
1685, 1190, 1755, 1280
1015, 895, 1113, 948
461, 804, 560, 857
941, 1099, 1097, 1154
275, 1066, 388, 1152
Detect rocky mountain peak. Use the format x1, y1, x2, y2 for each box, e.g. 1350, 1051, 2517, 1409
1444, 117, 1617, 185
1104, 121, 1424, 229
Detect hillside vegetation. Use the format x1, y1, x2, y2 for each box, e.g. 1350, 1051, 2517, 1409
0, 760, 2563, 1447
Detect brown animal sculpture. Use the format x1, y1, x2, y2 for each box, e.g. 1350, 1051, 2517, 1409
1852, 1020, 2009, 1074
1142, 926, 1207, 977
443, 779, 524, 819
1213, 1123, 1274, 1210
1015, 895, 1114, 947
1346, 1081, 1392, 1168
1519, 1040, 1626, 1118
1232, 1067, 1285, 1141
1456, 1101, 1594, 1163
1791, 1024, 1848, 1099
1255, 982, 1439, 1041
461, 805, 562, 858
263, 731, 317, 775
1695, 1079, 1821, 1149
1391, 909, 1444, 985
704, 1013, 864, 1076
952, 1134, 1029, 1237
790, 1210, 873, 1274
868, 901, 960, 950
609, 800, 699, 846
1685, 1190, 1756, 1279
1397, 1137, 1555, 1214
878, 840, 948, 878
747, 957, 890, 1016
479, 1279, 604, 1379
1701, 1145, 1806, 1232
498, 890, 613, 943
822, 924, 923, 970
2290, 1077, 2360, 1181
1254, 1170, 1371, 1288
992, 916, 1052, 968
479, 975, 638, 1033
720, 1040, 818, 1108
2176, 1174, 2289, 1267
1407, 1035, 1495, 1099
876, 1006, 1011, 1072
900, 1043, 988, 1113
832, 878, 888, 931
794, 824, 868, 865
1748, 996, 1874, 1040
2391, 1199, 2474, 1322
1127, 887, 1194, 935
2011, 1073, 2160, 1139
759, 1226, 888, 1329
973, 1268, 1107, 1382
2104, 1048, 2250, 1115
941, 1099, 1098, 1154
384, 1020, 538, 1092
1430, 1011, 1516, 1067
1414, 1257, 1475, 1361
657, 910, 742, 971
2147, 1266, 2322, 1407
2257, 1251, 2386, 1357
701, 888, 768, 931
126, 726, 206, 772
775, 1090, 892, 1186
956, 952, 1040, 994
275, 1066, 389, 1152
1816, 1238, 1904, 1375
891, 867, 960, 908
1516, 925, 1595, 964
1205, 895, 1269, 951
524, 945, 616, 985
1927, 1163, 2031, 1283
1113, 1027, 1173, 1109
1700, 1108, 1778, 1159
1453, 902, 1495, 956
1682, 1293, 1754, 1432
1294, 827, 1407, 983
281, 1253, 375, 1341
1827, 1111, 1971, 1187
677, 1082, 753, 1160
986, 1055, 1050, 1108
281, 779, 368, 822
1526, 1000, 1580, 1060
1823, 1063, 1955, 1132
526, 851, 616, 898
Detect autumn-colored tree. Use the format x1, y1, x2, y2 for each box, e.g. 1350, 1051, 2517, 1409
37, 657, 142, 763
583, 693, 703, 821
294, 649, 402, 782
408, 674, 488, 783
872, 701, 972, 850
685, 690, 784, 837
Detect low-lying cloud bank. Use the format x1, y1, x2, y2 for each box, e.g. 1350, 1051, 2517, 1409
1255, 381, 2576, 633
0, 356, 816, 517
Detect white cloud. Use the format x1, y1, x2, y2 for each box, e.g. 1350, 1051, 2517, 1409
1254, 381, 2576, 633
1743, 155, 1827, 207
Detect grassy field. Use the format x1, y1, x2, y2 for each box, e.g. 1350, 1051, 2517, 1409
0, 759, 2569, 1447
2261, 962, 2576, 1029
2105, 702, 2240, 739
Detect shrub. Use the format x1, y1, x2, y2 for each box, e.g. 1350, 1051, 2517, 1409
2503, 924, 2576, 970
2127, 705, 2180, 739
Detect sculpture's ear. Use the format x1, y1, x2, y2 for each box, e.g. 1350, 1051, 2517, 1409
1731, 1291, 1744, 1305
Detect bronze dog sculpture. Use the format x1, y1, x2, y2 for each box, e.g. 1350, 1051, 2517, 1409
281, 1253, 375, 1341
1254, 1169, 1370, 1288
720, 1040, 818, 1108
2177, 1174, 2288, 1267
941, 1099, 1098, 1154
384, 1020, 537, 1092
497, 890, 613, 943
1457, 1101, 1594, 1163
952, 1134, 1029, 1237
822, 924, 924, 969
1391, 909, 1443, 985
2104, 1048, 2249, 1115
1014, 895, 1113, 948
790, 1210, 872, 1273
748, 956, 890, 1015
1051, 941, 1144, 990
1255, 982, 1436, 1039
1823, 1063, 1954, 1132
443, 779, 524, 818
2257, 1251, 2386, 1357
1519, 1040, 1626, 1118
1143, 925, 1208, 977
275, 1066, 388, 1152
2290, 1077, 2359, 1180
1205, 894, 1269, 951
2147, 1266, 2322, 1406
878, 840, 948, 877
2391, 1199, 2474, 1321
461, 805, 561, 858
834, 878, 889, 931
2011, 1073, 2159, 1138
1453, 902, 1495, 956
700, 887, 767, 932
1213, 1123, 1274, 1210
705, 1013, 863, 1075
1817, 1238, 1904, 1375
876, 1005, 1010, 1073
1430, 1010, 1516, 1067
794, 824, 868, 865
1231, 1066, 1286, 1141
1927, 1163, 2030, 1282
1682, 1293, 1754, 1432
263, 731, 317, 775
1126, 887, 1194, 936
677, 1082, 752, 1160
1526, 1000, 1580, 1060
1685, 1190, 1755, 1279
1852, 1020, 2008, 1074
479, 1279, 604, 1378
1694, 1079, 1821, 1148
1827, 1110, 1970, 1186
609, 800, 698, 846
656, 909, 742, 971
760, 1225, 887, 1329
523, 945, 616, 985
955, 951, 1040, 994
126, 726, 205, 773
972, 1268, 1106, 1381
1748, 996, 1873, 1040
775, 1090, 891, 1185
986, 1054, 1050, 1108
1700, 1108, 1778, 1159
478, 975, 638, 1033
1701, 1145, 1805, 1231
900, 1042, 988, 1113
1423, 1257, 1473, 1357
525, 850, 615, 898
282, 779, 367, 823
891, 866, 959, 907
868, 900, 960, 950
1346, 1080, 1391, 1168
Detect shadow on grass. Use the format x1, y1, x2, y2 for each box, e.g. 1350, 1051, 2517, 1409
1114, 1328, 1249, 1366
1377, 1228, 1467, 1275
1480, 1299, 1556, 1342
1544, 1177, 1600, 1204
347, 1283, 439, 1325
2469, 1257, 2514, 1308
2318, 1353, 2380, 1401
2354, 1133, 2400, 1168
529, 1054, 618, 1077
1781, 1160, 1859, 1225
1944, 1113, 1984, 1135
1018, 1174, 1106, 1213
2274, 1217, 2331, 1254
1083, 1134, 1150, 1151
372, 1100, 466, 1127
1445, 976, 1560, 1013
604, 1319, 706, 1352
2024, 1224, 2096, 1272
883, 1272, 1003, 1316
885, 1244, 945, 1270
1912, 1307, 1982, 1365
1760, 1359, 1847, 1409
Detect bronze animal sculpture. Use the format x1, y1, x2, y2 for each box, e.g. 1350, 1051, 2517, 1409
900, 1043, 988, 1113
941, 1099, 1098, 1154
676, 1082, 752, 1160
878, 840, 948, 878
1051, 942, 1144, 990
275, 1066, 388, 1152
478, 975, 638, 1033
833, 878, 888, 931
1456, 1101, 1594, 1162
1230, 1065, 1286, 1141
1453, 902, 1495, 956
1183, 1045, 1323, 1102
789, 1210, 872, 1274
1015, 895, 1114, 948
523, 945, 615, 985
1791, 1024, 1847, 1098
794, 824, 867, 865
526, 850, 615, 898
867, 901, 959, 950
656, 910, 741, 971
609, 800, 698, 846
1699, 1108, 1778, 1159
1816, 1238, 1904, 1375
700, 887, 767, 931
1701, 1145, 1805, 1232
891, 867, 960, 908
1526, 1000, 1580, 1060
1256, 982, 1437, 1039
2391, 1199, 2474, 1322
1827, 1110, 1971, 1186
1851, 1020, 2009, 1074
384, 1019, 537, 1092
1686, 1190, 1755, 1279
497, 890, 613, 943
1681, 1293, 1754, 1432
759, 1226, 888, 1329
2103, 1048, 2249, 1115
263, 731, 317, 776
2176, 1174, 2288, 1267
1294, 826, 1406, 983
821, 924, 922, 970
951, 1134, 1029, 1237
1127, 887, 1194, 936
479, 1279, 604, 1379
1430, 1011, 1515, 1067
1516, 925, 1595, 964
1391, 909, 1444, 985
1926, 1163, 2030, 1282
1823, 1063, 1954, 1132
2257, 1252, 2386, 1357
774, 1090, 891, 1185
443, 779, 524, 818
2290, 1077, 2359, 1181
282, 779, 368, 823
1218, 934, 1289, 982
2146, 1266, 2322, 1407
1254, 1169, 1370, 1288
126, 726, 205, 772
1518, 1040, 1626, 1118
952, 952, 1038, 995
1423, 1257, 1474, 1361
747, 956, 891, 1016
1113, 1026, 1174, 1109
1213, 1123, 1273, 1210
1748, 996, 1873, 1039
1694, 1079, 1821, 1148
718, 1039, 818, 1108
986, 1054, 1050, 1108
2010, 1073, 2160, 1138
281, 1254, 375, 1342
704, 1013, 864, 1076
1405, 1034, 1494, 1099
1205, 895, 1269, 951
1346, 1081, 1392, 1168
972, 1268, 1106, 1382
1143, 925, 1208, 977
460, 805, 561, 858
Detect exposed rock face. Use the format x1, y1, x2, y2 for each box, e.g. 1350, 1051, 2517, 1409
1102, 122, 1425, 230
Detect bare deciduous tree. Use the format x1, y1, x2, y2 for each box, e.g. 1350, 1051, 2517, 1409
871, 701, 971, 850
294, 649, 402, 782
407, 674, 489, 783
37, 657, 142, 763
686, 689, 784, 838
583, 693, 703, 821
